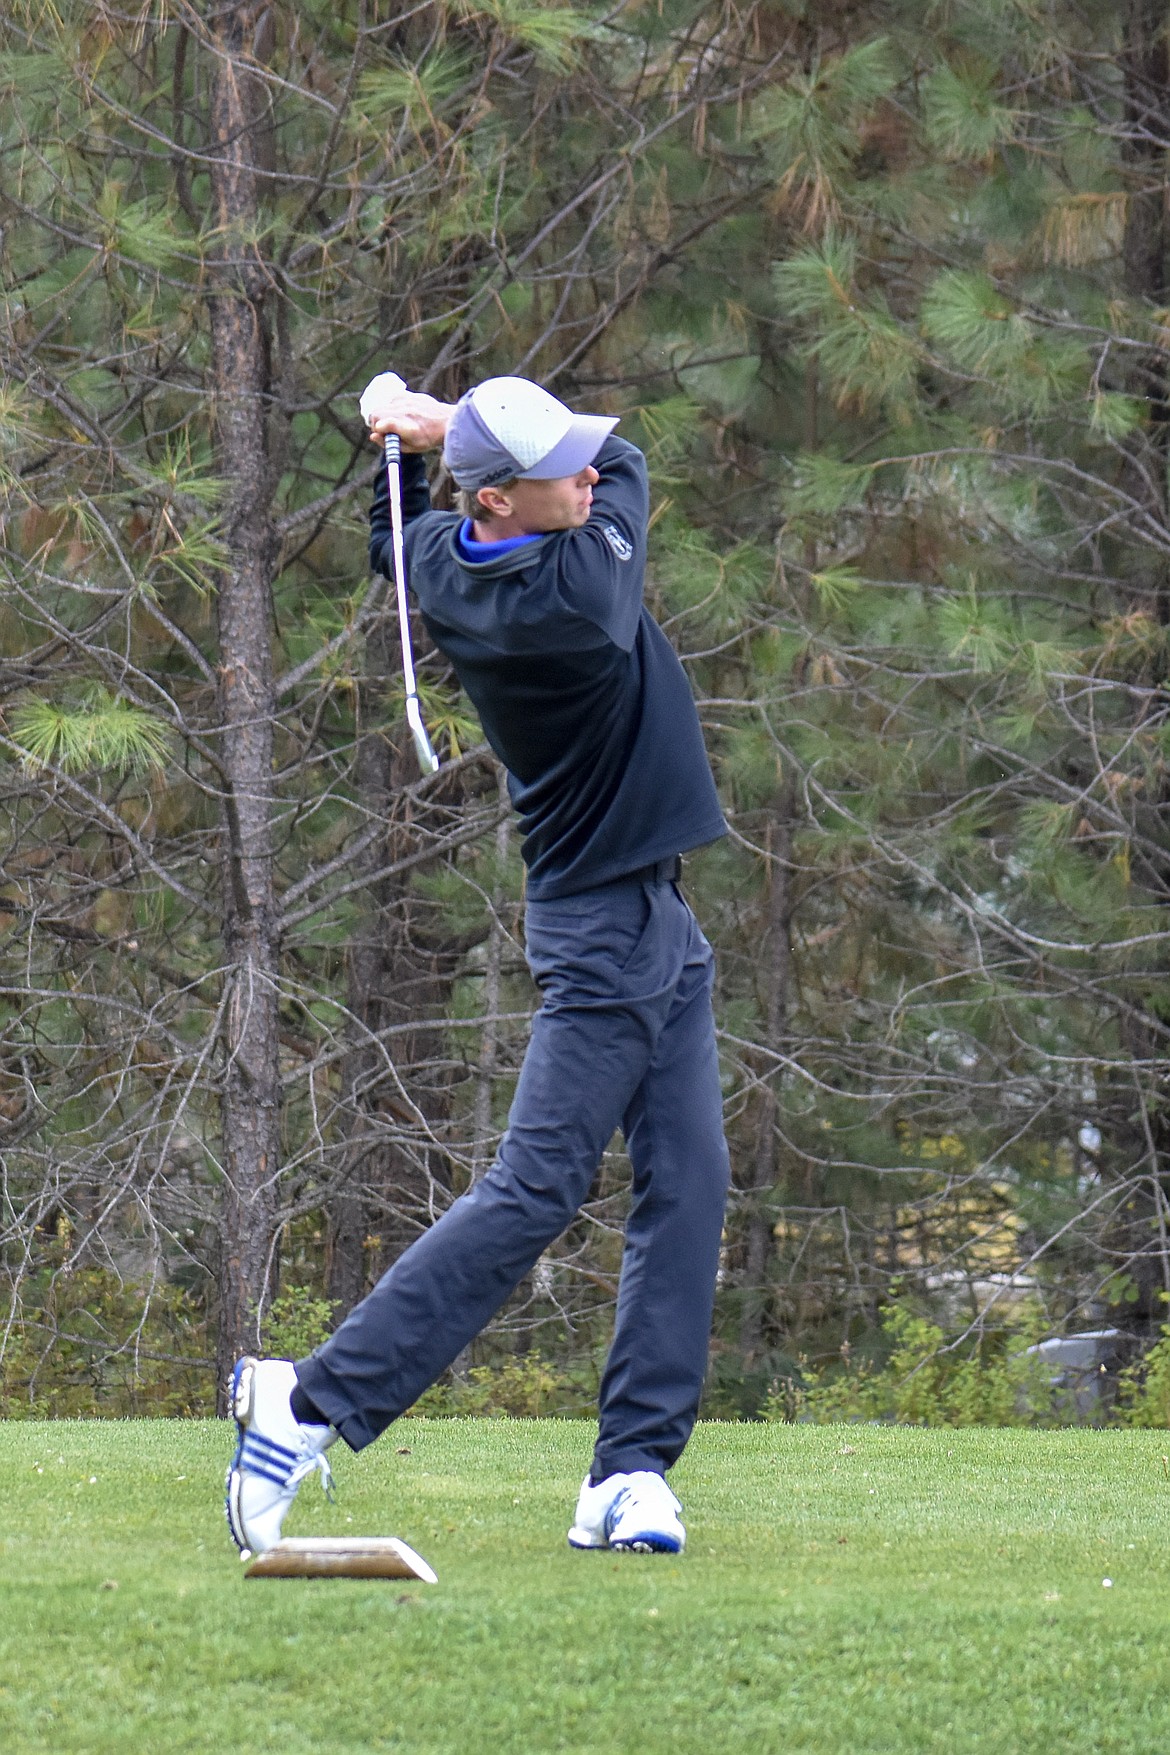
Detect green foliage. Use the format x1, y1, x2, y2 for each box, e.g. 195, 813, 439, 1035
354, 48, 471, 133
0, 46, 70, 102
96, 186, 189, 272
140, 441, 227, 507
450, 0, 591, 70
810, 564, 863, 613
774, 238, 920, 411
720, 723, 784, 808
1115, 1324, 1170, 1428
754, 37, 900, 179
0, 1227, 210, 1419
920, 57, 1018, 161
1089, 391, 1144, 440
920, 272, 1035, 376
411, 1350, 583, 1417
784, 452, 876, 518
9, 687, 171, 775
773, 233, 859, 322
263, 1285, 339, 1361
936, 580, 1016, 671
0, 381, 35, 487
627, 395, 707, 474
150, 515, 229, 596
3, 0, 1170, 1423
764, 1302, 1060, 1428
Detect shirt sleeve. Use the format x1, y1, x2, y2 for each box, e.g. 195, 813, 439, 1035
554, 437, 648, 652
368, 450, 433, 579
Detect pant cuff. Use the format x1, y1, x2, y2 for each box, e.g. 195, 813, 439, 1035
590, 1448, 669, 1481
294, 1358, 378, 1453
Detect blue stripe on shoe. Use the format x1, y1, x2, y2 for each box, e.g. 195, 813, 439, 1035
238, 1458, 295, 1489
241, 1431, 299, 1463
604, 1489, 631, 1540
239, 1453, 296, 1485
241, 1436, 299, 1478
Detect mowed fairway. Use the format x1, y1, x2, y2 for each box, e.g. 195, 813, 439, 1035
3, 1418, 1168, 1754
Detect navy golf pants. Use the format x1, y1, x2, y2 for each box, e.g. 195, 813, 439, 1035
296, 866, 731, 1480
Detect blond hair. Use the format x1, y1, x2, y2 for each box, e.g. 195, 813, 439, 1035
457, 482, 517, 523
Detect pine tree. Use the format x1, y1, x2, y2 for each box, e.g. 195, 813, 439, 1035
0, 0, 791, 1405
696, 0, 1170, 1379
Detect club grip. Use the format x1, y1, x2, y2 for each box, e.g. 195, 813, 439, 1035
383, 432, 401, 466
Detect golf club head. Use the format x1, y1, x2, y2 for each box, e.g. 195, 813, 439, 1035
407, 695, 440, 776
359, 371, 407, 426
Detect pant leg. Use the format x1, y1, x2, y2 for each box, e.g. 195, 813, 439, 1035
592, 904, 730, 1479
296, 874, 689, 1451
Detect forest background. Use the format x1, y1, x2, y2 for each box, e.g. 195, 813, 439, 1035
2, 0, 1170, 1425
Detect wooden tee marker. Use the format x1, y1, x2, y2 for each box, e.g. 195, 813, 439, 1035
244, 1536, 438, 1584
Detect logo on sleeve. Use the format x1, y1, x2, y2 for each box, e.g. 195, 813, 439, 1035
602, 523, 634, 561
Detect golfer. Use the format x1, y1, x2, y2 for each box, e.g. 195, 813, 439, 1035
226, 376, 730, 1556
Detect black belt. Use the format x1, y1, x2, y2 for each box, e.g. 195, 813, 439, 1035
626, 855, 682, 884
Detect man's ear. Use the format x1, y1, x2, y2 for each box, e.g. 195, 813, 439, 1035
476, 484, 513, 520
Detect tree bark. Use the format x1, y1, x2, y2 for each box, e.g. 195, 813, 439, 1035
207, 4, 281, 1403
739, 783, 795, 1364
470, 767, 512, 1176
1122, 0, 1170, 620
328, 674, 466, 1315
327, 624, 415, 1318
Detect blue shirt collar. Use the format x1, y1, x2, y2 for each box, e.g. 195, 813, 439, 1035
455, 518, 543, 562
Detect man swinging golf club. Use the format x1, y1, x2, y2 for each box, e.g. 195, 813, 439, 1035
225, 374, 731, 1559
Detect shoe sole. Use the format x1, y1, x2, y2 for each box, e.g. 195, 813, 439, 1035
610, 1533, 684, 1554
568, 1525, 684, 1554
224, 1356, 259, 1556
231, 1355, 258, 1425
567, 1526, 607, 1549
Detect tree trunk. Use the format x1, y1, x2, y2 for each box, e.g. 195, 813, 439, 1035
1122, 0, 1170, 621
739, 784, 795, 1364
328, 676, 465, 1315
738, 350, 812, 1367
451, 766, 512, 1377
327, 619, 415, 1317
1116, 0, 1170, 1328
207, 4, 281, 1403
471, 766, 512, 1176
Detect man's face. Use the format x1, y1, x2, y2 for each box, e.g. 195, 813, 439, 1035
479, 465, 599, 534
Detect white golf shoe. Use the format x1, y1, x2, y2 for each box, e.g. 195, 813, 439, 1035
225, 1357, 337, 1558
567, 1470, 686, 1553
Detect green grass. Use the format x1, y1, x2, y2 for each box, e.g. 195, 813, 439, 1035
4, 1419, 1169, 1754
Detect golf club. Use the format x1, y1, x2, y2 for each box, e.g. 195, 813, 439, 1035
359, 372, 440, 777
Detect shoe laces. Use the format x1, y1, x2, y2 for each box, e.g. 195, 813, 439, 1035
287, 1448, 335, 1502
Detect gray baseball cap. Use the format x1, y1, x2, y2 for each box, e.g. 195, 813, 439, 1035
443, 376, 618, 491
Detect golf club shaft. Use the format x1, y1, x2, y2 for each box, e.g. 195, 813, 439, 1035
383, 434, 440, 776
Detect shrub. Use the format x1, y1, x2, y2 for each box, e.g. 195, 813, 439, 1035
762, 1300, 1060, 1427
0, 1232, 212, 1418
1115, 1324, 1170, 1427
262, 1284, 339, 1360
411, 1351, 583, 1418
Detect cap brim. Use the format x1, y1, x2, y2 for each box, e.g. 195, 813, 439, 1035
520, 413, 618, 479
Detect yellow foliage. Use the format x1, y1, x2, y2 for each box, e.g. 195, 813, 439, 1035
1039, 191, 1126, 267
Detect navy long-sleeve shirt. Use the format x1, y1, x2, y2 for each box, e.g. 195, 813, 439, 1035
369, 435, 726, 899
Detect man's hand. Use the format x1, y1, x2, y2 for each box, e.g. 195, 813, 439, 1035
366, 391, 453, 455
